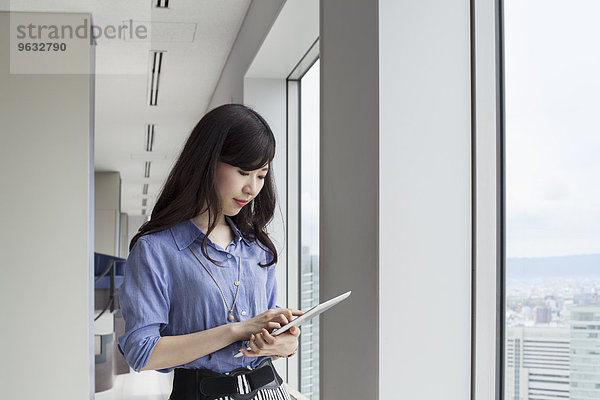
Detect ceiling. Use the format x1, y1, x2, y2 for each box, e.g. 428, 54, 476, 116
1, 0, 252, 216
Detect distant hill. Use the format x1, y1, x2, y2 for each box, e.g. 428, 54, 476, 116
507, 254, 600, 277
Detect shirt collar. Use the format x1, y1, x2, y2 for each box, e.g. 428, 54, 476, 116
170, 217, 250, 251
224, 215, 250, 246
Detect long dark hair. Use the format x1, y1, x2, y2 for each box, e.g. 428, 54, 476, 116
130, 104, 278, 267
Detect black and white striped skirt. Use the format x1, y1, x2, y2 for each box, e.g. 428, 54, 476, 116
169, 361, 292, 400
209, 386, 291, 399
212, 373, 292, 400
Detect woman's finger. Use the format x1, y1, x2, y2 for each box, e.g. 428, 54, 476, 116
240, 347, 255, 357
290, 308, 305, 316
267, 322, 281, 331
278, 314, 289, 325
283, 308, 294, 321
272, 308, 292, 322
248, 335, 261, 354
289, 326, 301, 337
261, 328, 275, 345
254, 333, 266, 349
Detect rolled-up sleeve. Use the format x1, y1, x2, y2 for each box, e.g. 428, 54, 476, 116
117, 238, 170, 372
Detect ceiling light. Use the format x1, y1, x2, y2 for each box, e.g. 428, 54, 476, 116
146, 124, 155, 151
148, 51, 164, 106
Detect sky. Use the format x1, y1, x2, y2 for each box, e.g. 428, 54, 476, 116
300, 60, 320, 255
299, 4, 600, 259
505, 0, 600, 258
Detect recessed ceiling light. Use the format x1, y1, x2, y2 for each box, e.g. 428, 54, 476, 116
148, 51, 164, 106
146, 124, 155, 152
156, 0, 169, 8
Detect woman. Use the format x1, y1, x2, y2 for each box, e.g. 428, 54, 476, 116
118, 104, 303, 400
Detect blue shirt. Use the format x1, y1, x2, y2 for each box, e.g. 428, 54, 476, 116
117, 216, 279, 373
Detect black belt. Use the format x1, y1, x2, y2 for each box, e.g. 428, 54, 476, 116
169, 359, 283, 400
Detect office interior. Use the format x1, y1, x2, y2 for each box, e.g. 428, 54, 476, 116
0, 0, 505, 399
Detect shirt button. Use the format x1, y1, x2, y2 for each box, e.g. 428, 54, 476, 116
234, 281, 240, 286
241, 310, 247, 316
227, 254, 232, 259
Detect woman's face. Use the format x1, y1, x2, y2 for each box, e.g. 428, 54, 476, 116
215, 161, 269, 216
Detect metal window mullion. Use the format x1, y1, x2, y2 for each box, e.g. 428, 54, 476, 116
472, 0, 504, 399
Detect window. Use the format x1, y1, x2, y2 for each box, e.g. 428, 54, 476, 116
286, 40, 319, 399
298, 58, 320, 399
503, 1, 600, 399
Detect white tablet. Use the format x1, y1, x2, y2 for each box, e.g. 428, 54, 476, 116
234, 291, 351, 358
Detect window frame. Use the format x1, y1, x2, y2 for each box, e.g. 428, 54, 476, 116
472, 0, 504, 399
286, 38, 320, 396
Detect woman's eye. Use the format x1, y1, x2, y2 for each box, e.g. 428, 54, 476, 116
239, 171, 266, 180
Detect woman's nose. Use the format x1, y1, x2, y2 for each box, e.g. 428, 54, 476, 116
244, 178, 259, 196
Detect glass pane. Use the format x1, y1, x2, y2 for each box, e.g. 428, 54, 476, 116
299, 59, 320, 400
504, 2, 600, 400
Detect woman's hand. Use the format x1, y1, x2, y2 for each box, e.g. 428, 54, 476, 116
240, 326, 301, 358
234, 308, 304, 339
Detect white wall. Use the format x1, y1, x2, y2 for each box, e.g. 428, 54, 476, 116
120, 212, 128, 259
320, 0, 473, 398
378, 0, 472, 398
95, 171, 120, 256
320, 1, 379, 398
208, 0, 285, 110
0, 11, 95, 399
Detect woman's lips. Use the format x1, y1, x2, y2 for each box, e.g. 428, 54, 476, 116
234, 199, 248, 207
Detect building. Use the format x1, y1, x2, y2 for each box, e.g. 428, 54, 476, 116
506, 326, 570, 400
570, 306, 600, 400
299, 249, 320, 398
535, 306, 552, 324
